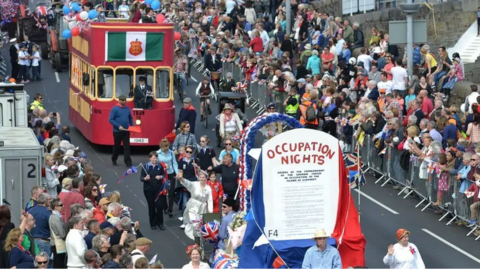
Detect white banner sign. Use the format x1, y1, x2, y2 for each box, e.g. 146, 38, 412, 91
262, 129, 340, 241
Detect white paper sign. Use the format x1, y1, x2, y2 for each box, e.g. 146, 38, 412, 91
261, 129, 340, 241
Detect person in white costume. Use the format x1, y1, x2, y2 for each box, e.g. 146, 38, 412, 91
383, 228, 425, 269
176, 170, 213, 241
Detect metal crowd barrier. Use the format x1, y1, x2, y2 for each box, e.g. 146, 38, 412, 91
358, 135, 480, 240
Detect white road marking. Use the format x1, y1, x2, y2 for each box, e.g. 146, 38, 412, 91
165, 224, 187, 246
191, 76, 198, 82
422, 229, 480, 264
139, 200, 147, 207
88, 144, 105, 163
133, 194, 137, 197
55, 72, 60, 83
352, 189, 399, 215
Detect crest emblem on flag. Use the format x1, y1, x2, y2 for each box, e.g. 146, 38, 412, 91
129, 39, 143, 56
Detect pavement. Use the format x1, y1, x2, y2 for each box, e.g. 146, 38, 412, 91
10, 46, 480, 268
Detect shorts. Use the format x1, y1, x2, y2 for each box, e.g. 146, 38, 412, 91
200, 96, 211, 102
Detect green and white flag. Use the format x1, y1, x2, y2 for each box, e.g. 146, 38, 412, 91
105, 32, 164, 61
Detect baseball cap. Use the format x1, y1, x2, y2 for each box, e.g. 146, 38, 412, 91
297, 78, 306, 84
136, 237, 153, 246
99, 221, 114, 230
99, 197, 110, 206
62, 177, 72, 187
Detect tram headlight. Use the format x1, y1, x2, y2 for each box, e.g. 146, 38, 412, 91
135, 118, 142, 126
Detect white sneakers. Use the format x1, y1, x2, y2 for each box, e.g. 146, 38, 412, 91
180, 224, 186, 229
178, 217, 184, 221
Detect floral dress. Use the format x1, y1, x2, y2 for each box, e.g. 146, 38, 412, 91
180, 178, 213, 240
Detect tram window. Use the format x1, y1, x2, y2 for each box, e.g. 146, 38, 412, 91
97, 68, 114, 99
155, 69, 170, 99
90, 67, 96, 98
115, 68, 134, 99
135, 68, 153, 88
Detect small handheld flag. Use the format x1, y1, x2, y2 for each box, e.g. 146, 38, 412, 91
99, 184, 107, 194
117, 166, 139, 184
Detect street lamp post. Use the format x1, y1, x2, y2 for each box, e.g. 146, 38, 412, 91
399, 3, 421, 76
286, 0, 291, 35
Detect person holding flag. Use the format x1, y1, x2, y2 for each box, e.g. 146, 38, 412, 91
140, 151, 168, 231
109, 95, 133, 167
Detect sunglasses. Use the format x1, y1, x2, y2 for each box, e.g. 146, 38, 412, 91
186, 151, 193, 154
37, 261, 48, 265
92, 189, 98, 191
225, 143, 232, 145
200, 140, 206, 143
472, 159, 478, 161
57, 204, 63, 207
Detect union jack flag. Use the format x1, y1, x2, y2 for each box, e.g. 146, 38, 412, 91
231, 81, 247, 92
348, 170, 366, 189
345, 153, 361, 172
465, 191, 475, 198
340, 117, 348, 127
190, 216, 203, 230
201, 221, 219, 243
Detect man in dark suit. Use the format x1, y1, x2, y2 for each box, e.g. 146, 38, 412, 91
205, 47, 222, 73
220, 72, 236, 92
9, 38, 20, 79
366, 80, 379, 101
141, 7, 156, 23
133, 76, 153, 109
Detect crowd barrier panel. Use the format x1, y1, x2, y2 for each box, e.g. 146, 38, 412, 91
359, 136, 480, 241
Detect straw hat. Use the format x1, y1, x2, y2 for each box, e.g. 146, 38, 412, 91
223, 103, 234, 111
312, 229, 329, 239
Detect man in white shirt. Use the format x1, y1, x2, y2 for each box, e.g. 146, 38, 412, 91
377, 72, 393, 94
256, 23, 270, 52
66, 216, 88, 269
357, 47, 374, 72
391, 58, 408, 97
131, 237, 151, 265
225, 0, 236, 15
335, 33, 344, 56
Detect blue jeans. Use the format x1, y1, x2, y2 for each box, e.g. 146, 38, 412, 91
433, 71, 446, 86
35, 239, 52, 265
180, 190, 190, 215
377, 57, 386, 71
175, 72, 187, 93
19, 65, 28, 81
32, 66, 41, 80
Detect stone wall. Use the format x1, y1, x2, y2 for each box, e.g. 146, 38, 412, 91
310, 0, 479, 52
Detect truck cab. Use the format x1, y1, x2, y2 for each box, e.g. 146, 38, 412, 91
0, 83, 29, 127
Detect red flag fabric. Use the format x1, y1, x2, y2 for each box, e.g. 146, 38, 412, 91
331, 145, 366, 268
165, 132, 176, 144
272, 256, 285, 269
127, 126, 142, 133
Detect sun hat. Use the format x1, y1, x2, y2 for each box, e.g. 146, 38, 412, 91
223, 103, 234, 111
312, 229, 329, 239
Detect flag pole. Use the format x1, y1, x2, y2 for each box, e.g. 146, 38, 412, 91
356, 141, 361, 224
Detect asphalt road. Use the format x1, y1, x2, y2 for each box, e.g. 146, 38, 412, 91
10, 46, 480, 268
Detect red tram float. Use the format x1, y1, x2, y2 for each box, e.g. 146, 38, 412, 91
68, 22, 175, 146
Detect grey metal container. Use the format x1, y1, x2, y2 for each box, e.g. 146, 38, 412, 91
0, 127, 43, 223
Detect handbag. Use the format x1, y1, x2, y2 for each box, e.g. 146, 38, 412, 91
49, 215, 66, 254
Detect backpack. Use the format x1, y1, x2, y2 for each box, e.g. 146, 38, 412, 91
306, 103, 317, 122
399, 150, 410, 171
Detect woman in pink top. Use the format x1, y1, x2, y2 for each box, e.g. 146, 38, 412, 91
383, 55, 394, 81
321, 45, 334, 73
467, 112, 480, 144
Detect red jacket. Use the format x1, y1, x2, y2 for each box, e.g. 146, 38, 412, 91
207, 181, 224, 213
249, 37, 263, 53
403, 107, 413, 126
60, 189, 85, 222
93, 207, 106, 223
468, 183, 480, 202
